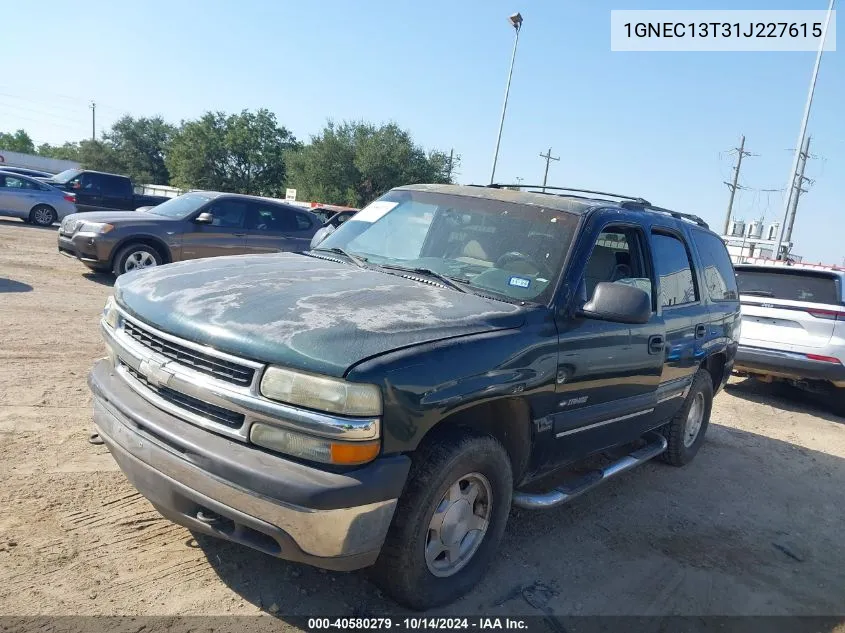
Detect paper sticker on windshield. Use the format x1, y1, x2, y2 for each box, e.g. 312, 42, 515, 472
354, 201, 398, 223
508, 276, 531, 289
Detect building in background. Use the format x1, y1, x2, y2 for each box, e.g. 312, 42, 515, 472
720, 219, 803, 264
0, 149, 79, 175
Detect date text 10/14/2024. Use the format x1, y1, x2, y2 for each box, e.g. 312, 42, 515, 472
307, 618, 529, 630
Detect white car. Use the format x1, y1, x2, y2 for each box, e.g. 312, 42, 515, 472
733, 263, 845, 413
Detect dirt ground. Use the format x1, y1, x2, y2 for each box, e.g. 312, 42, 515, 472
1, 219, 844, 624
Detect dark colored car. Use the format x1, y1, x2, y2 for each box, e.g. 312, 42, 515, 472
58, 191, 321, 275
88, 184, 739, 609
0, 166, 54, 179
40, 169, 169, 212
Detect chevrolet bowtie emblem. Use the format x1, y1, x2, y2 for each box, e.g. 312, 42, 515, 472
139, 358, 174, 388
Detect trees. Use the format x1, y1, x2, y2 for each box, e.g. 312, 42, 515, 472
5, 114, 457, 202
0, 129, 35, 154
286, 121, 455, 207
104, 116, 175, 184
167, 109, 298, 197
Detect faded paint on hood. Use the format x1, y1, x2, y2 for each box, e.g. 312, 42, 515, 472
113, 252, 526, 377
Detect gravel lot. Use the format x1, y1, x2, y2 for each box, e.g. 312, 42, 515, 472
1, 219, 844, 625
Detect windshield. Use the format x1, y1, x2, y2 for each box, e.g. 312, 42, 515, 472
737, 268, 841, 305
317, 189, 579, 303
49, 169, 82, 184
148, 193, 213, 218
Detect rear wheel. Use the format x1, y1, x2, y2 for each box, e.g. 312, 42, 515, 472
29, 205, 57, 226
112, 243, 162, 276
659, 369, 713, 466
371, 429, 512, 610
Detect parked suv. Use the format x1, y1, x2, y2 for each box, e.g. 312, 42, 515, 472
59, 191, 320, 276
733, 263, 845, 412
87, 184, 739, 609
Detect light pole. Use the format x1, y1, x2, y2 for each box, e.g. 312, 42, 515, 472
774, 0, 834, 259
489, 12, 523, 185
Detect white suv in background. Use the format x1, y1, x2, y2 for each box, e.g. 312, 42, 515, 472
733, 263, 845, 414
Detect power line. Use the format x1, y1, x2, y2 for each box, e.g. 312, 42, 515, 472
0, 99, 86, 124
722, 135, 751, 235
538, 147, 559, 193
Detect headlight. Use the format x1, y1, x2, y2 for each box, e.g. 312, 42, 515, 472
103, 295, 118, 329
79, 222, 115, 234
250, 423, 380, 465
260, 366, 382, 416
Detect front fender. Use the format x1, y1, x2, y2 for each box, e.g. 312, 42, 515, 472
346, 310, 559, 455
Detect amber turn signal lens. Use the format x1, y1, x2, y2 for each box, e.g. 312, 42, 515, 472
330, 441, 381, 465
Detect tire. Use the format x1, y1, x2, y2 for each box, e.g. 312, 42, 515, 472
112, 243, 163, 276
371, 428, 513, 610
658, 369, 713, 466
826, 386, 845, 419
29, 205, 57, 227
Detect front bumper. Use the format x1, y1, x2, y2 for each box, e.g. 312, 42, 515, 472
734, 345, 845, 385
57, 231, 111, 267
88, 359, 409, 570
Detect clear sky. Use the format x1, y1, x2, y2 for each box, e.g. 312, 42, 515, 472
2, 1, 842, 263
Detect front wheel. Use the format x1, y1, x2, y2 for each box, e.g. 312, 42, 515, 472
29, 205, 57, 226
112, 243, 162, 276
659, 368, 714, 466
371, 429, 513, 610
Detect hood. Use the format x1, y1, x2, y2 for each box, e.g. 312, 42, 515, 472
113, 252, 526, 377
65, 210, 173, 225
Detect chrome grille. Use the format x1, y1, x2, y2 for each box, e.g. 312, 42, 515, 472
122, 319, 255, 387
122, 361, 245, 429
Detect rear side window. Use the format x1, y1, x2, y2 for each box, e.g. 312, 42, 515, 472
691, 230, 738, 302
100, 176, 128, 196
651, 232, 698, 308
736, 269, 841, 305
294, 212, 314, 230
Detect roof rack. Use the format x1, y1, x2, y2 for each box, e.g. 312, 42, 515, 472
618, 200, 709, 229
486, 183, 650, 204
473, 183, 709, 229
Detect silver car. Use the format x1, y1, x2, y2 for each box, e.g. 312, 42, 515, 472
733, 263, 845, 413
0, 171, 78, 226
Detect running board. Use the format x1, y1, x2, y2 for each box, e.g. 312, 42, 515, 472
512, 432, 668, 510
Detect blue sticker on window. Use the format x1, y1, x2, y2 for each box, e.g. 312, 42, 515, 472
508, 276, 531, 289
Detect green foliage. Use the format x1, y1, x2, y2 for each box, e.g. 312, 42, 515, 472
286, 121, 456, 207
37, 142, 81, 161
0, 129, 35, 154
104, 115, 175, 184
167, 109, 298, 196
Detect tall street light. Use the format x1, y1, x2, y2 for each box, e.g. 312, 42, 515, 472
489, 12, 523, 185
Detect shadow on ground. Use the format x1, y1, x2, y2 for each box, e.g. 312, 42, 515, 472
726, 377, 844, 424
193, 423, 845, 622
82, 271, 114, 286
0, 278, 33, 293
0, 218, 57, 230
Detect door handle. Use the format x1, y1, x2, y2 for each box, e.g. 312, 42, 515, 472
648, 335, 664, 355
233, 233, 246, 237
695, 323, 707, 339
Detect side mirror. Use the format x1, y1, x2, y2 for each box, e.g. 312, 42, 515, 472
195, 212, 213, 224
578, 281, 651, 324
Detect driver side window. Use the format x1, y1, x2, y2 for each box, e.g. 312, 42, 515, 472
581, 227, 653, 306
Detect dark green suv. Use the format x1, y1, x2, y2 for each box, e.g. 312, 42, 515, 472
88, 183, 739, 609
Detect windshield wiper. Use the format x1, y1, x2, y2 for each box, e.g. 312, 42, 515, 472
742, 290, 775, 297
376, 264, 470, 294
313, 247, 368, 268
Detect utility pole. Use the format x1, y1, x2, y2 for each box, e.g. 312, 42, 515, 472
783, 135, 812, 249
89, 101, 96, 140
539, 147, 559, 192
775, 0, 835, 259
446, 148, 455, 181
722, 135, 750, 235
